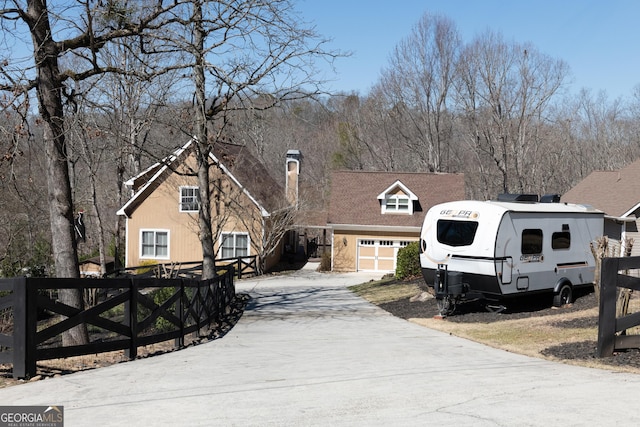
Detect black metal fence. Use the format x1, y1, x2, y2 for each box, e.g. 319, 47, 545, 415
597, 256, 640, 357
0, 268, 236, 379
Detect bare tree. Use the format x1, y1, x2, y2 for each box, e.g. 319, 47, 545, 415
573, 89, 633, 171
250, 203, 299, 274
87, 28, 186, 274
0, 0, 202, 345
454, 31, 569, 198
328, 93, 392, 171
0, 100, 51, 275
170, 0, 342, 279
376, 13, 461, 173
329, 89, 438, 172
64, 103, 114, 276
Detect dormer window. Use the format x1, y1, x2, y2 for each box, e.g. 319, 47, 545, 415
377, 180, 418, 215
386, 195, 410, 212
180, 186, 199, 212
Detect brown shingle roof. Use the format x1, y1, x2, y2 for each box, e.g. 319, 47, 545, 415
296, 210, 328, 228
561, 158, 640, 217
118, 140, 284, 217
327, 171, 465, 228
212, 143, 283, 212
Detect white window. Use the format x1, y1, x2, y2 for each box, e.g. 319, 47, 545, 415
180, 186, 199, 212
221, 233, 249, 258
385, 195, 410, 213
377, 181, 417, 215
141, 230, 169, 259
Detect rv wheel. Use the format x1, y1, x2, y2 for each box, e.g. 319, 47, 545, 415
553, 284, 572, 307
437, 296, 455, 316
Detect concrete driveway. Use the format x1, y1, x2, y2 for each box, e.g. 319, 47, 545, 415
1, 263, 640, 426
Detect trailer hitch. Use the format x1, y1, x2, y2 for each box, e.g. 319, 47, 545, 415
435, 264, 467, 316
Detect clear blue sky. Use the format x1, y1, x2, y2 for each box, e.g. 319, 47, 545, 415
297, 0, 640, 99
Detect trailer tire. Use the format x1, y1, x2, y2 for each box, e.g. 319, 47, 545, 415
437, 296, 455, 316
553, 283, 572, 307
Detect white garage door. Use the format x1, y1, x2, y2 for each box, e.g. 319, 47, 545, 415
357, 239, 415, 272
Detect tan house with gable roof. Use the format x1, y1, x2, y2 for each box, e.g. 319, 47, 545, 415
327, 171, 465, 272
562, 158, 640, 256
118, 139, 298, 272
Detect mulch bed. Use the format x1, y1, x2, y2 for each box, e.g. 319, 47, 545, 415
378, 282, 640, 371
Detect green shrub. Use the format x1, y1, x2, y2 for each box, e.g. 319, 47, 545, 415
136, 259, 158, 275
151, 286, 177, 332
395, 241, 420, 279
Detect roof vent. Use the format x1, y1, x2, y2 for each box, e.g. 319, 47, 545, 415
540, 194, 561, 203
286, 149, 302, 161
497, 193, 539, 202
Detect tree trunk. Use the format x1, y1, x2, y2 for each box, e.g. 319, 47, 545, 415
115, 159, 126, 272
28, 0, 87, 345
197, 149, 216, 279
193, 1, 216, 280
89, 175, 107, 276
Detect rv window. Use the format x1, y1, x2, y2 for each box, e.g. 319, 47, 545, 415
552, 231, 571, 250
437, 220, 479, 247
521, 229, 543, 254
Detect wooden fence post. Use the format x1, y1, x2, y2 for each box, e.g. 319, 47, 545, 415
125, 279, 138, 360
597, 257, 619, 357
13, 277, 37, 379
12, 278, 27, 378
176, 281, 185, 348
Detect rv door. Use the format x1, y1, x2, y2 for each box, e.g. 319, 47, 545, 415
496, 257, 513, 284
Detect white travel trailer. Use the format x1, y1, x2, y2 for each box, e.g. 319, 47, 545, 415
419, 195, 604, 315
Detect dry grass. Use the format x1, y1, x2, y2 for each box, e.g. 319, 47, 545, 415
411, 309, 598, 357
349, 277, 420, 304
411, 311, 640, 374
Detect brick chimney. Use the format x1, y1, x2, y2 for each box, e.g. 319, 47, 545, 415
286, 149, 302, 208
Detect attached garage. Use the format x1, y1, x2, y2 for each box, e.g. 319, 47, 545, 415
357, 239, 415, 272
327, 170, 465, 273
